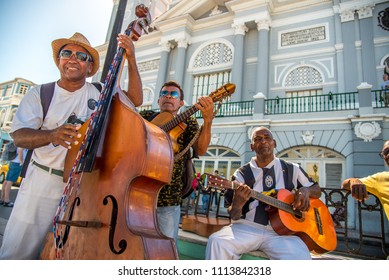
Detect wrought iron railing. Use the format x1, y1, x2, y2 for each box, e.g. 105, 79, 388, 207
321, 187, 388, 259
183, 187, 388, 259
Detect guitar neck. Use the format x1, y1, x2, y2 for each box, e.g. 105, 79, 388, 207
160, 106, 199, 132
218, 178, 299, 216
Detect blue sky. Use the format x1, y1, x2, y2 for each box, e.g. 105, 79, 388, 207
0, 0, 113, 85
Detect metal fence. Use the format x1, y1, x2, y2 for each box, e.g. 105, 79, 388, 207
320, 188, 388, 259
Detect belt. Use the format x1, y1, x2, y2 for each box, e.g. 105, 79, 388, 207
32, 161, 64, 177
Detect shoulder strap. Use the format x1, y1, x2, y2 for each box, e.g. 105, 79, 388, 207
40, 82, 56, 119
92, 82, 102, 92
40, 81, 102, 119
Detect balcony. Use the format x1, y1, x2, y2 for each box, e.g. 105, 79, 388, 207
186, 88, 388, 118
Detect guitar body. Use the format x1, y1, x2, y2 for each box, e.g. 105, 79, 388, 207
268, 189, 337, 254
150, 111, 187, 154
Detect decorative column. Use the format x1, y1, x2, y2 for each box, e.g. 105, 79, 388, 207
333, 3, 345, 92
174, 38, 190, 86
357, 5, 375, 85
255, 19, 270, 97
231, 23, 248, 102
154, 41, 173, 108
354, 16, 363, 84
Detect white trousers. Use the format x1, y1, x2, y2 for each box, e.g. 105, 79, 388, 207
205, 219, 311, 260
0, 164, 65, 259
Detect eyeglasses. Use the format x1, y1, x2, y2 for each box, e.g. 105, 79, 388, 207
59, 49, 92, 62
379, 149, 389, 159
159, 90, 180, 99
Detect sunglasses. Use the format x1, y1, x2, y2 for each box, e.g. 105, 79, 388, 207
59, 49, 92, 62
159, 90, 180, 99
379, 149, 389, 159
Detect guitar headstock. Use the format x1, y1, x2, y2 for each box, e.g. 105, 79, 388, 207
202, 173, 233, 192
209, 83, 236, 102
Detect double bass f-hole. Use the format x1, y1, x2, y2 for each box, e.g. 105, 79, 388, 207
56, 197, 81, 248
56, 195, 127, 255
104, 195, 127, 254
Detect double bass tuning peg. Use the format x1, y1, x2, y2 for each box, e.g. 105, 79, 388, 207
147, 25, 158, 33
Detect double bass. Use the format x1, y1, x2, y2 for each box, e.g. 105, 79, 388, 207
40, 5, 178, 260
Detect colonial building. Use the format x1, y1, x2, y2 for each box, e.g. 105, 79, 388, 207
0, 78, 35, 148
98, 0, 389, 236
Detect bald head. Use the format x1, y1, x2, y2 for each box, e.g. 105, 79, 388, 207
250, 126, 273, 143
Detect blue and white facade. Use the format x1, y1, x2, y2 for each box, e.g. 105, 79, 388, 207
94, 0, 389, 234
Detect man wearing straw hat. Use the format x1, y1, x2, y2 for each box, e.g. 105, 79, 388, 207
0, 32, 143, 259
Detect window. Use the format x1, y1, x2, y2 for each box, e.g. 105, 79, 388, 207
19, 85, 29, 95
192, 71, 231, 103
278, 146, 344, 189
190, 40, 233, 104
285, 66, 323, 87
193, 147, 241, 179
143, 88, 154, 104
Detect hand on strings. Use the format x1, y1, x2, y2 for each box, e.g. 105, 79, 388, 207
232, 183, 251, 209
195, 96, 214, 122
292, 187, 310, 211
50, 123, 82, 149
117, 33, 136, 62
228, 183, 251, 220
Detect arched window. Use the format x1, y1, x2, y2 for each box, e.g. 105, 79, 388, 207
285, 66, 323, 87
278, 146, 344, 189
283, 66, 324, 111
189, 40, 233, 104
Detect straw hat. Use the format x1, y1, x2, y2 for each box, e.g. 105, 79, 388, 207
51, 32, 100, 77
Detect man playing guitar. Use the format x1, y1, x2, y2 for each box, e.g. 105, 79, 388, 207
205, 126, 323, 260
140, 81, 215, 244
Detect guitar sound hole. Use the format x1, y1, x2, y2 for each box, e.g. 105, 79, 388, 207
293, 211, 303, 220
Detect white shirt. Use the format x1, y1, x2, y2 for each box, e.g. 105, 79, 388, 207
10, 82, 100, 170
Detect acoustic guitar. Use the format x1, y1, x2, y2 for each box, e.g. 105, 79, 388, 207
149, 83, 235, 153
203, 173, 337, 254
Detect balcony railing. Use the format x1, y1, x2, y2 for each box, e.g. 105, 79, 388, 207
137, 89, 388, 119
372, 89, 389, 108
265, 92, 359, 115
191, 100, 254, 119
